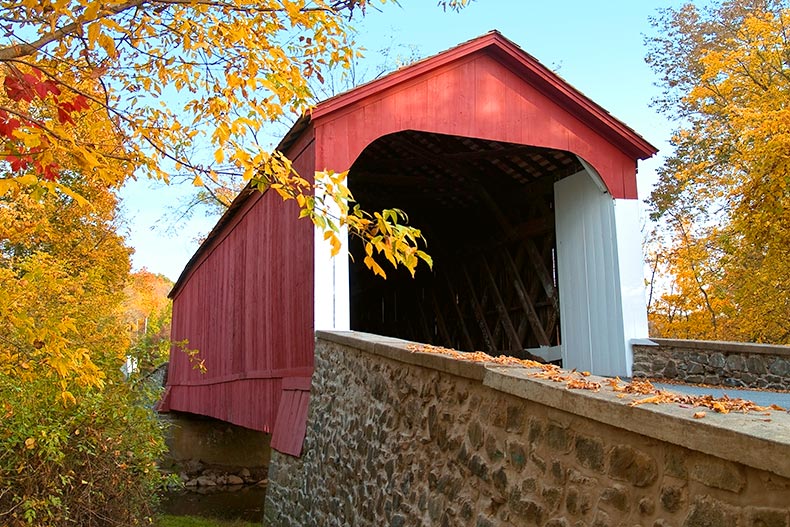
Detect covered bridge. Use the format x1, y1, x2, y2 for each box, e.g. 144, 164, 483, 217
162, 31, 657, 456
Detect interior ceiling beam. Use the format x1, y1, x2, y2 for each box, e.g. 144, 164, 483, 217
357, 142, 566, 172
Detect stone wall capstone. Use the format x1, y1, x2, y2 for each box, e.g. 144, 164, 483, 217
265, 332, 790, 527
633, 338, 790, 390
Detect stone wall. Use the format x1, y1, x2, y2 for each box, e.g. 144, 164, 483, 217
633, 338, 790, 390
265, 332, 790, 527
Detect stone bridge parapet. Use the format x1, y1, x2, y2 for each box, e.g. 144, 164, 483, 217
633, 338, 790, 390
265, 331, 790, 527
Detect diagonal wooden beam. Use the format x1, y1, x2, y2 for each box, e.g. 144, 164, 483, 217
524, 238, 559, 313
462, 266, 496, 353
480, 257, 522, 351
503, 249, 551, 346
443, 274, 476, 351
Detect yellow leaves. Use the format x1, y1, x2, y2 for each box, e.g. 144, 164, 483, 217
0, 173, 130, 401
83, 1, 100, 21
0, 0, 396, 189
0, 174, 37, 196
324, 230, 342, 257
363, 254, 387, 279
24, 437, 35, 450
75, 148, 103, 171
650, 4, 790, 268
87, 22, 102, 49
61, 390, 77, 406
214, 123, 231, 144
249, 163, 432, 278
97, 33, 118, 58
406, 343, 601, 391
51, 182, 90, 208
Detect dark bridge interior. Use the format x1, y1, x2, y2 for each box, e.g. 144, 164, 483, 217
347, 130, 582, 357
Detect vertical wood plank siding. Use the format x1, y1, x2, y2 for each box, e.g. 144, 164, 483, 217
167, 129, 316, 434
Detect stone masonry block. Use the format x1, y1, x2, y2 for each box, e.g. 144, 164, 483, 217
708, 352, 726, 369
506, 404, 526, 433
746, 356, 767, 374
510, 495, 545, 524
744, 506, 790, 527
689, 456, 746, 493
508, 441, 527, 471
608, 445, 658, 488
660, 485, 686, 513
547, 422, 574, 453
485, 434, 505, 462
468, 420, 484, 449
638, 496, 655, 516
575, 435, 605, 473
542, 485, 563, 512
683, 495, 740, 527
769, 358, 789, 377
725, 354, 746, 372
599, 484, 630, 512
492, 467, 508, 494
528, 418, 544, 445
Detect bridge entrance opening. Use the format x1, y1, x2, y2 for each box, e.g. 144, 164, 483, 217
347, 130, 583, 360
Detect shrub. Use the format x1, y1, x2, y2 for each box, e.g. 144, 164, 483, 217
0, 373, 167, 526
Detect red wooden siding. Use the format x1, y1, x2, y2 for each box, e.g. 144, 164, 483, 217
270, 377, 312, 456
167, 127, 316, 434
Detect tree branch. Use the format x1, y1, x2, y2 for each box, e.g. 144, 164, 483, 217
0, 0, 147, 61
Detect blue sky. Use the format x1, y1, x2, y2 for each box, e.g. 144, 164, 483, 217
119, 0, 683, 281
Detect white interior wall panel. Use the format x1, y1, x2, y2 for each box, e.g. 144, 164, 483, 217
554, 169, 630, 377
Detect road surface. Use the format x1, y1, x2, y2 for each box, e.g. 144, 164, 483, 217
651, 382, 790, 409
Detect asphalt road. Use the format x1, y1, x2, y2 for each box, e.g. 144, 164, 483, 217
651, 382, 790, 409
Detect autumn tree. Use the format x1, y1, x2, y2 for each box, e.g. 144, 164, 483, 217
124, 269, 174, 372
1, 4, 471, 523
168, 34, 424, 225
0, 166, 168, 525
646, 0, 790, 342
0, 0, 473, 275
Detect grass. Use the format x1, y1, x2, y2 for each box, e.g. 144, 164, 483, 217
156, 515, 262, 527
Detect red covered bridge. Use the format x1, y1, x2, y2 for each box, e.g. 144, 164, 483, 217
162, 31, 657, 456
